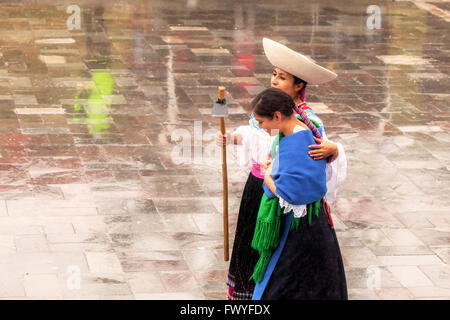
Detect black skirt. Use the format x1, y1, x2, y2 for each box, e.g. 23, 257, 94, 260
261, 204, 348, 300
227, 172, 264, 300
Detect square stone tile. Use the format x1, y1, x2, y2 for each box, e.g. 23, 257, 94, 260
191, 214, 224, 233
24, 274, 62, 297
127, 233, 180, 251
348, 288, 380, 300
6, 199, 98, 217
35, 38, 75, 44
378, 255, 443, 266
154, 198, 217, 214
410, 228, 450, 247
10, 77, 31, 87
0, 201, 7, 216
342, 229, 394, 247
419, 265, 450, 288
0, 275, 25, 297
387, 266, 434, 287
394, 212, 434, 229
341, 247, 380, 268
15, 108, 64, 115
193, 269, 228, 282
161, 36, 186, 44
71, 217, 107, 234
169, 26, 208, 31
308, 102, 334, 114
182, 249, 226, 271
159, 270, 200, 292
368, 246, 434, 256
408, 286, 450, 299
15, 235, 49, 253
14, 94, 37, 105
431, 247, 450, 264
61, 274, 131, 298
0, 217, 42, 236
161, 214, 199, 232
85, 252, 124, 274
0, 235, 15, 254
126, 271, 165, 294
376, 55, 430, 65
345, 266, 402, 289
376, 287, 415, 300
39, 55, 66, 64
382, 229, 426, 246
334, 197, 403, 228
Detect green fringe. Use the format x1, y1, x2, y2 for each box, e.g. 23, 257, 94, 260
251, 216, 280, 252
308, 204, 312, 225
249, 251, 272, 283
251, 194, 282, 251
290, 217, 300, 231
314, 200, 320, 217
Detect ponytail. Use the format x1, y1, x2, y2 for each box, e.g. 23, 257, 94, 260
292, 77, 319, 138
293, 104, 322, 139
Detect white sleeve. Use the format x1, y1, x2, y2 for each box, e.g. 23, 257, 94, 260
233, 125, 272, 170
325, 142, 347, 203
321, 128, 328, 140
233, 125, 252, 170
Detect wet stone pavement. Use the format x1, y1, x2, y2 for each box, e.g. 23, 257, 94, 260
0, 0, 449, 300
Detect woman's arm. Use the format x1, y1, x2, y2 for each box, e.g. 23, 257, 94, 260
264, 162, 278, 197
233, 133, 243, 145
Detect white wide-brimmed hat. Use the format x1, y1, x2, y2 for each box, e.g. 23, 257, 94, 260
263, 37, 337, 85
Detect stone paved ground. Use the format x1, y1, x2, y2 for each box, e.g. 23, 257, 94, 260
0, 0, 449, 300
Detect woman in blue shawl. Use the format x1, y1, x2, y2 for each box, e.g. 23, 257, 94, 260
250, 88, 347, 300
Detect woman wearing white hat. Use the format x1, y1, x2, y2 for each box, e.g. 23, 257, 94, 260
220, 38, 347, 300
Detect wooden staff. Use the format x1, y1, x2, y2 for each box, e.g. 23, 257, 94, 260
218, 87, 229, 261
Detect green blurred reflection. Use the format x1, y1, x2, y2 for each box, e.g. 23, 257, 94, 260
72, 69, 115, 135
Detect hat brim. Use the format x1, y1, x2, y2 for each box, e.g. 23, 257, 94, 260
263, 38, 337, 85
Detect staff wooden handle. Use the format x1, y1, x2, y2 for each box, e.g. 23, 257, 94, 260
218, 86, 226, 101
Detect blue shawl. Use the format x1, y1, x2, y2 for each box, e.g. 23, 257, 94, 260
263, 127, 327, 203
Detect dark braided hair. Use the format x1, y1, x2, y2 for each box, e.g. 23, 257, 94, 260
251, 88, 294, 119
251, 88, 321, 139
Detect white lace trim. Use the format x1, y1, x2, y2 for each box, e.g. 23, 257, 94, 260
278, 197, 307, 218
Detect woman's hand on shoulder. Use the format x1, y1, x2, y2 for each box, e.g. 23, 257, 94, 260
308, 137, 338, 160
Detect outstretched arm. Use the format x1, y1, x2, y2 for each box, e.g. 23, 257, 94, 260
216, 131, 243, 146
